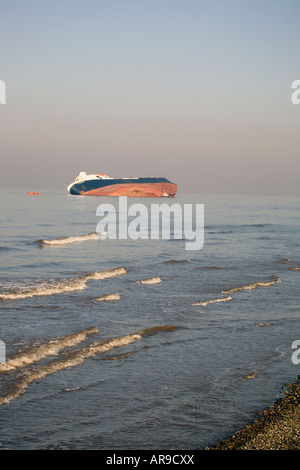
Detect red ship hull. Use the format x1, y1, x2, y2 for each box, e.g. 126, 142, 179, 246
68, 174, 177, 197
81, 182, 177, 197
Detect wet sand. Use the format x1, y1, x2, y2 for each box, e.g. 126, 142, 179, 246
205, 376, 300, 450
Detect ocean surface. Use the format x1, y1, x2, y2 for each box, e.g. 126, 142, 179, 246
0, 189, 299, 450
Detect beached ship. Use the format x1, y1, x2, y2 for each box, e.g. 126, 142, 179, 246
67, 172, 177, 197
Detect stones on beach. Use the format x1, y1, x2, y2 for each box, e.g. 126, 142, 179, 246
205, 376, 300, 450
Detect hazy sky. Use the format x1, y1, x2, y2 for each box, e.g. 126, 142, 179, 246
1, 0, 299, 196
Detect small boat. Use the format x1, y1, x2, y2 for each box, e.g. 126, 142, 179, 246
27, 192, 42, 195
67, 172, 177, 197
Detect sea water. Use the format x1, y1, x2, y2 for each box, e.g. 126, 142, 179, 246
0, 189, 299, 449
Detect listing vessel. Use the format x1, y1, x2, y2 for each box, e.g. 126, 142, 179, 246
67, 172, 177, 197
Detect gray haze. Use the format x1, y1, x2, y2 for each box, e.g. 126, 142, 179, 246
1, 0, 299, 196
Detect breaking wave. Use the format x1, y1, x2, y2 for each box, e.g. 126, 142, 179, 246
191, 275, 281, 308
137, 277, 162, 285
0, 325, 178, 405
0, 268, 127, 300
0, 327, 99, 372
222, 276, 281, 295
94, 293, 121, 302
192, 296, 232, 306
40, 232, 99, 246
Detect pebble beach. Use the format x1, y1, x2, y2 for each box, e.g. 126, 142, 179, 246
205, 376, 300, 450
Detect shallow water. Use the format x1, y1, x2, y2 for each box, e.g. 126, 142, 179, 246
0, 189, 299, 449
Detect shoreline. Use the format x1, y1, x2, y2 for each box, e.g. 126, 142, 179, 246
204, 375, 300, 450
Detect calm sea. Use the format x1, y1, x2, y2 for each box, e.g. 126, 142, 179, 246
0, 189, 299, 450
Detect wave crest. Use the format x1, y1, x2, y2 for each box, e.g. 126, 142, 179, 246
222, 276, 281, 295
0, 268, 127, 300
0, 326, 99, 372
94, 293, 120, 302
192, 296, 232, 306
41, 232, 99, 246
137, 277, 162, 285
0, 324, 178, 405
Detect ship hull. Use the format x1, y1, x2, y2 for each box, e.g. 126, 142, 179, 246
68, 178, 177, 197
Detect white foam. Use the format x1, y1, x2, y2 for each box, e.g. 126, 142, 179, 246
0, 332, 142, 405
0, 326, 99, 372
0, 333, 142, 405
95, 293, 120, 302
87, 268, 126, 281
0, 268, 127, 300
137, 277, 162, 285
0, 325, 178, 405
192, 296, 232, 306
222, 276, 281, 295
41, 232, 99, 245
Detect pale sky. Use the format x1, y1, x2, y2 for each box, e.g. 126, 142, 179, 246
0, 0, 299, 196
